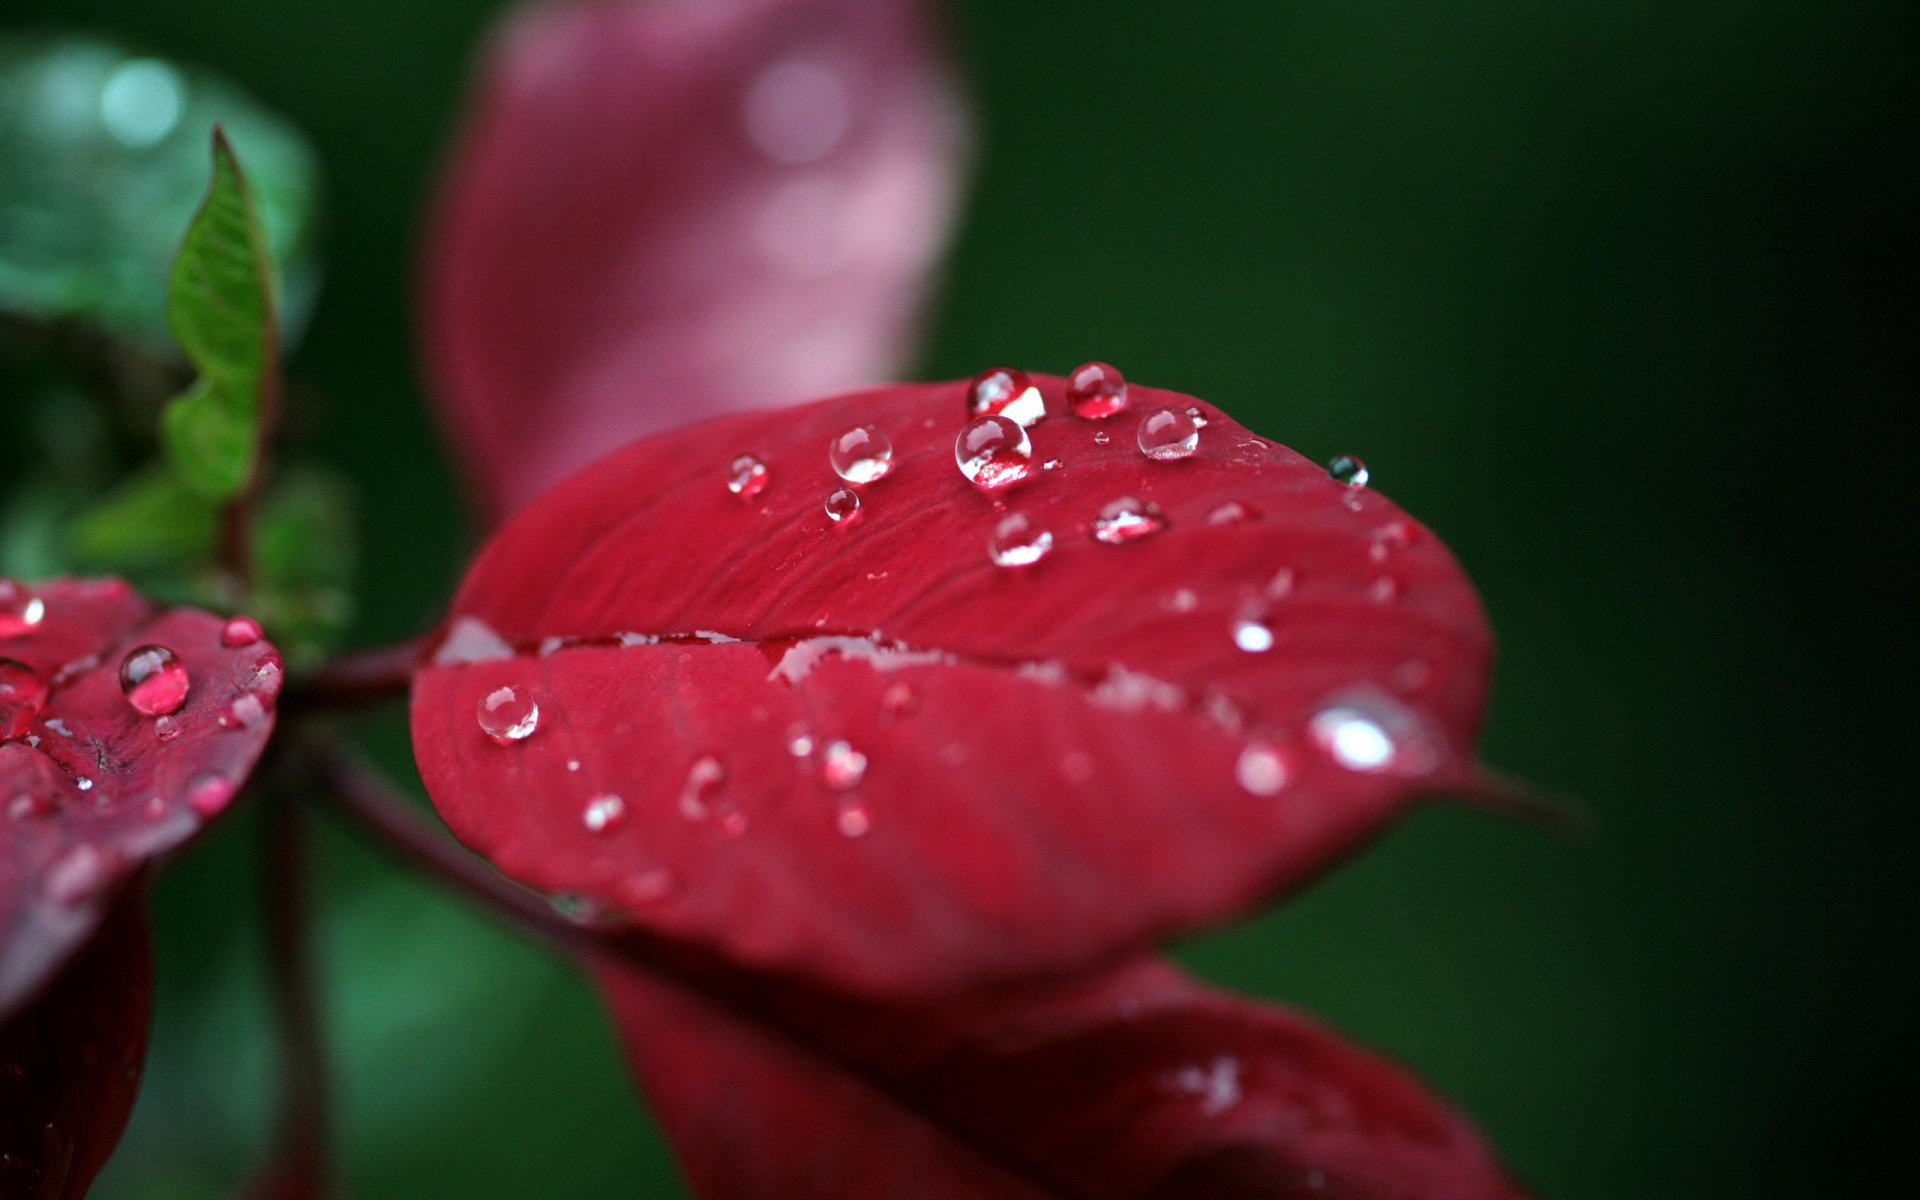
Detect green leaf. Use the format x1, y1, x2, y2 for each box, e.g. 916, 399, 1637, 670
0, 35, 321, 345
160, 130, 278, 501
66, 465, 219, 570
251, 467, 358, 663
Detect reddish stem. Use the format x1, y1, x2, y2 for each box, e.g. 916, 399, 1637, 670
297, 636, 431, 711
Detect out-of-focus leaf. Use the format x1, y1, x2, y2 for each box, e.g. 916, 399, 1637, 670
0, 35, 320, 345
250, 468, 357, 662
160, 132, 277, 501
66, 466, 219, 570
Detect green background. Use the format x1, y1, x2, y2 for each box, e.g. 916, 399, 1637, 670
4, 1, 1911, 1197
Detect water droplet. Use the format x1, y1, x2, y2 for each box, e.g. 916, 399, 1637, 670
75, 776, 95, 792
681, 754, 726, 818
1309, 691, 1439, 775
118, 646, 189, 717
1366, 576, 1400, 603
1235, 742, 1290, 795
550, 893, 603, 924
989, 513, 1054, 567
1328, 455, 1369, 488
186, 772, 235, 818
1206, 500, 1258, 525
1092, 430, 1111, 445
1043, 458, 1064, 471
1232, 617, 1274, 653
1066, 361, 1128, 419
583, 794, 627, 834
819, 739, 867, 791
835, 798, 873, 838
1137, 407, 1199, 461
727, 454, 771, 499
7, 792, 52, 821
1265, 567, 1298, 598
46, 845, 111, 906
477, 685, 539, 743
828, 425, 894, 484
881, 681, 919, 719
1368, 521, 1414, 563
1161, 587, 1199, 613
0, 582, 47, 638
224, 694, 270, 732
0, 659, 49, 740
1091, 496, 1165, 544
620, 868, 674, 904
220, 615, 264, 647
967, 367, 1046, 426
824, 486, 862, 522
955, 415, 1033, 491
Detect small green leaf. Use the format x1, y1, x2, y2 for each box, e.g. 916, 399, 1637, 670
251, 467, 358, 663
66, 466, 219, 570
161, 130, 278, 501
0, 35, 321, 345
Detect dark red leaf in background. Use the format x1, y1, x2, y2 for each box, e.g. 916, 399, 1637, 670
423, 0, 967, 518
0, 578, 281, 1017
598, 952, 1526, 1198
411, 377, 1494, 997
0, 898, 150, 1199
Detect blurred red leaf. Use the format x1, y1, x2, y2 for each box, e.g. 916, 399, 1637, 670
422, 0, 967, 518
0, 897, 150, 1199
598, 952, 1526, 1198
411, 377, 1494, 997
0, 578, 281, 1017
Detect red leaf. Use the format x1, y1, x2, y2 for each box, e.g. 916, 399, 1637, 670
0, 897, 150, 1199
597, 953, 1526, 1198
0, 578, 281, 1016
422, 0, 968, 518
411, 377, 1494, 997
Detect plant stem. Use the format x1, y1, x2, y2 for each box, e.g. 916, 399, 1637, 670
297, 635, 431, 711
246, 788, 331, 1200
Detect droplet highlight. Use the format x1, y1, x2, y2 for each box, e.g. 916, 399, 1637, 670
1232, 617, 1274, 653
0, 582, 47, 638
819, 739, 868, 791
583, 794, 628, 834
220, 615, 264, 648
1137, 407, 1199, 461
119, 645, 190, 717
967, 367, 1046, 427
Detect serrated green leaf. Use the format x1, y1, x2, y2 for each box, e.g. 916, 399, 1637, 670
0, 35, 321, 345
160, 131, 278, 501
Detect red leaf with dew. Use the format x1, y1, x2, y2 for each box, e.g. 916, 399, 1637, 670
410, 375, 1494, 997
422, 0, 968, 518
0, 578, 281, 1017
597, 952, 1526, 1198
0, 897, 150, 1199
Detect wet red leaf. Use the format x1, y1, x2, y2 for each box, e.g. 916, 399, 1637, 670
0, 578, 281, 1017
422, 0, 967, 518
597, 952, 1526, 1198
411, 376, 1494, 997
0, 897, 150, 1199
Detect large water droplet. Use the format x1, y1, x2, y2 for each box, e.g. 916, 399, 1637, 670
967, 367, 1046, 426
119, 645, 189, 717
220, 615, 264, 647
1066, 361, 1128, 419
477, 685, 539, 743
1232, 616, 1274, 653
1091, 496, 1166, 544
1328, 455, 1369, 488
0, 659, 48, 741
829, 425, 894, 484
0, 582, 47, 638
583, 794, 627, 834
824, 486, 862, 522
1235, 742, 1290, 796
989, 513, 1054, 568
1137, 407, 1199, 461
727, 454, 770, 499
955, 415, 1033, 491
820, 739, 867, 791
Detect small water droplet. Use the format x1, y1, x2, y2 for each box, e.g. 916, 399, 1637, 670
1328, 455, 1369, 488
0, 658, 49, 740
186, 772, 235, 818
955, 415, 1033, 491
620, 868, 674, 904
715, 803, 750, 838
1092, 430, 1111, 445
0, 582, 48, 638
75, 776, 95, 792
727, 454, 771, 499
119, 645, 189, 717
1161, 587, 1199, 613
477, 685, 539, 743
989, 513, 1054, 567
967, 367, 1046, 426
1309, 691, 1438, 775
1043, 458, 1063, 471
583, 794, 627, 834
788, 729, 816, 758
828, 425, 894, 484
1091, 496, 1165, 544
835, 798, 872, 837
550, 892, 603, 923
1066, 361, 1128, 419
1232, 616, 1274, 653
220, 615, 264, 647
681, 754, 726, 818
881, 681, 919, 719
1206, 500, 1258, 525
1235, 742, 1290, 795
824, 486, 862, 522
7, 792, 52, 821
820, 739, 868, 791
225, 694, 270, 731
1366, 576, 1400, 603
46, 845, 111, 906
1137, 407, 1199, 461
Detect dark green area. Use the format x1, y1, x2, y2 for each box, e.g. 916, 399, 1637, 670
1, 1, 1909, 1197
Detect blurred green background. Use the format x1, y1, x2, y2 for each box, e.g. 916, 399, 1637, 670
3, 1, 1911, 1196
